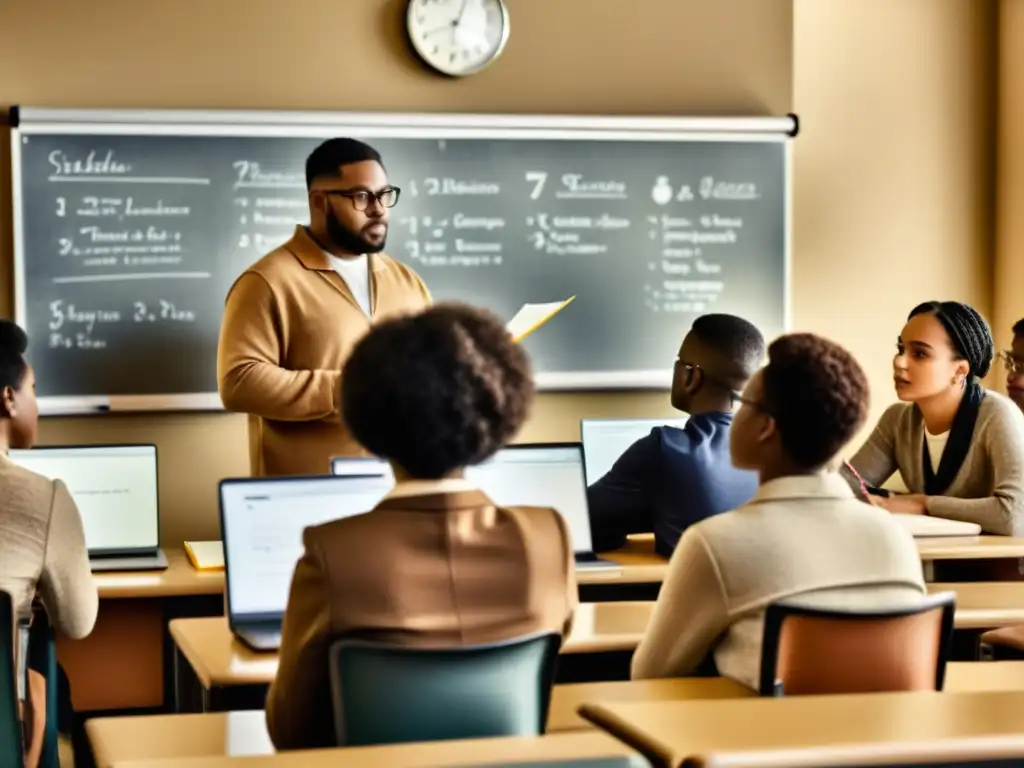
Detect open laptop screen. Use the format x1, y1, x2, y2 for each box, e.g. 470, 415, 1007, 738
581, 418, 688, 484
8, 445, 159, 555
330, 456, 392, 478
464, 445, 592, 554
221, 474, 393, 622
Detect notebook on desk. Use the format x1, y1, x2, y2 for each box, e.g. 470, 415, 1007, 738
220, 473, 393, 652
464, 444, 619, 570
8, 444, 167, 572
580, 417, 689, 484
890, 513, 981, 538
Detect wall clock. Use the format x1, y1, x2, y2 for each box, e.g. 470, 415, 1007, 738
406, 0, 510, 77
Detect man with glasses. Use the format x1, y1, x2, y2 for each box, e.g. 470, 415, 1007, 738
218, 138, 431, 476
586, 314, 765, 557
1003, 319, 1024, 413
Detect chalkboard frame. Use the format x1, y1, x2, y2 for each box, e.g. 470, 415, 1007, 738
10, 107, 796, 415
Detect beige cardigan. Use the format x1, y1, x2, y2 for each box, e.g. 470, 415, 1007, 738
217, 226, 431, 476
0, 455, 97, 638
631, 474, 926, 688
847, 391, 1024, 535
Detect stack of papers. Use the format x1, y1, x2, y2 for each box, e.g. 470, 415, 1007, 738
184, 540, 225, 570
506, 297, 575, 342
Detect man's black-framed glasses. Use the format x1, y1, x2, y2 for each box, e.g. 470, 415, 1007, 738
323, 186, 401, 211
678, 360, 766, 412
999, 350, 1024, 376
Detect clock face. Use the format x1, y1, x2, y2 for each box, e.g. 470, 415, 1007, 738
407, 0, 510, 77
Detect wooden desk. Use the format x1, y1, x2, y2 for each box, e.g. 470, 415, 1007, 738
110, 731, 636, 768
929, 582, 1024, 629
169, 588, 1024, 711
169, 602, 657, 710
580, 690, 1024, 768
94, 548, 225, 599
88, 677, 750, 766
59, 548, 225, 712
917, 536, 1024, 561
90, 661, 1024, 766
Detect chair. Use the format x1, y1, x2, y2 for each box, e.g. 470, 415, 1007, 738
26, 607, 59, 768
0, 590, 25, 766
328, 631, 561, 747
758, 591, 956, 697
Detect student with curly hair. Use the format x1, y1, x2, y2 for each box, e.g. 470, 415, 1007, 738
266, 303, 577, 750
844, 301, 1024, 535
631, 333, 926, 685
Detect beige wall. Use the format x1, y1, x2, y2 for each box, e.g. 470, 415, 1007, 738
793, 0, 996, 443
996, 0, 1024, 353
0, 0, 793, 543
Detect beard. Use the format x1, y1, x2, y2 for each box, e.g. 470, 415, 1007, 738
325, 209, 387, 254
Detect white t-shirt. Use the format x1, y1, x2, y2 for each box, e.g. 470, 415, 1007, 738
327, 253, 371, 317
924, 429, 949, 474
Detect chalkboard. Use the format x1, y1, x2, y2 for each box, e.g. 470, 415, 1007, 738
10, 108, 795, 413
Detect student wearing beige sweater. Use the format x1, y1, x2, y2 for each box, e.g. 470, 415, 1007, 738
0, 320, 97, 767
845, 301, 1024, 536
632, 333, 926, 686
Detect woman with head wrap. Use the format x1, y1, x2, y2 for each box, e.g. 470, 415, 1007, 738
845, 301, 1024, 536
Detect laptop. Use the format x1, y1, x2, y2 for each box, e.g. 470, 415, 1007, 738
220, 473, 394, 651
464, 444, 618, 570
580, 417, 689, 485
7, 444, 167, 572
330, 456, 392, 478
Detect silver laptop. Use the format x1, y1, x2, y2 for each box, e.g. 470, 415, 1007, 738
220, 473, 393, 652
464, 443, 617, 570
8, 444, 167, 572
580, 417, 689, 484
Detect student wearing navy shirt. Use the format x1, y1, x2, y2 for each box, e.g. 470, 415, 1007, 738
587, 314, 765, 556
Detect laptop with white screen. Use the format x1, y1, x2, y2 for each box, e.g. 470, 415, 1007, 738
464, 443, 616, 569
330, 456, 392, 478
220, 473, 394, 651
581, 418, 689, 485
7, 444, 166, 572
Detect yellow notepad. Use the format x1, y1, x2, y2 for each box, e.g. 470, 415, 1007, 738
506, 297, 575, 343
183, 540, 225, 571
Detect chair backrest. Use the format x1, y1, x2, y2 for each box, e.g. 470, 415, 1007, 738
0, 590, 24, 766
328, 631, 561, 747
27, 607, 59, 768
758, 591, 955, 697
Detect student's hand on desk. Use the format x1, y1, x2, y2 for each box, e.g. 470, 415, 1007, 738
878, 493, 928, 515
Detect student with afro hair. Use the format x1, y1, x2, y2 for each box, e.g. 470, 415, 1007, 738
632, 333, 926, 685
844, 301, 1024, 536
266, 303, 577, 750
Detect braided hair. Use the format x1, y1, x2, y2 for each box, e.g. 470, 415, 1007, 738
909, 301, 994, 379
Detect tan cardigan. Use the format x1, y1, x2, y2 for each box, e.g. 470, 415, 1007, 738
265, 488, 578, 751
217, 226, 431, 476
847, 391, 1024, 535
0, 455, 97, 638
631, 474, 926, 688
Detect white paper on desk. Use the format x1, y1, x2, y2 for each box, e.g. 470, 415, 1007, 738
506, 297, 575, 343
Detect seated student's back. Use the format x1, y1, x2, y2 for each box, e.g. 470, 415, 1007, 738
632, 333, 925, 687
587, 314, 763, 556
0, 321, 96, 636
265, 303, 577, 751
